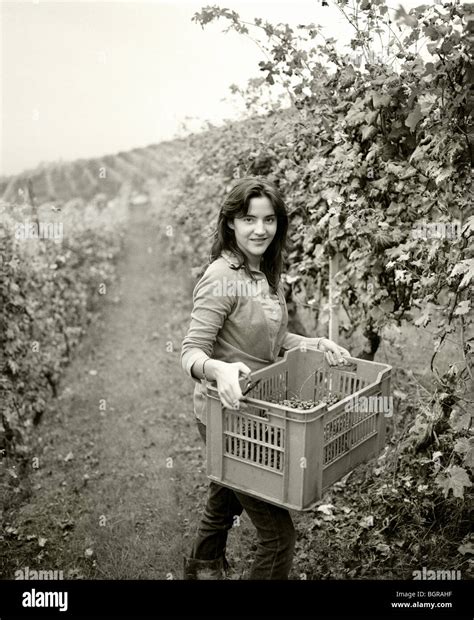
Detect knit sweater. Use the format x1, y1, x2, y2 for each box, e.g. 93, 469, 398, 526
180, 250, 306, 423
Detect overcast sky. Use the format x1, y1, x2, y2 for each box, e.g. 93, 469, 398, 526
1, 0, 434, 177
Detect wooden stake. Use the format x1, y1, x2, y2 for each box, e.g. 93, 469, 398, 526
27, 178, 40, 229
329, 210, 340, 344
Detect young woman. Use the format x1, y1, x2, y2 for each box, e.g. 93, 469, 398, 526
180, 176, 350, 579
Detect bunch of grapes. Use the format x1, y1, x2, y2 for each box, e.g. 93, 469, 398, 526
321, 392, 342, 407
269, 392, 342, 410
269, 397, 317, 410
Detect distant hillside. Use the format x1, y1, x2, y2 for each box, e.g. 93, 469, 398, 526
0, 138, 188, 205
0, 109, 287, 206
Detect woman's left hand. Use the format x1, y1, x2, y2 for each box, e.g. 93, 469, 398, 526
315, 338, 351, 366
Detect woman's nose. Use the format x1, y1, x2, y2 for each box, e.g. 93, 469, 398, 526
254, 221, 265, 234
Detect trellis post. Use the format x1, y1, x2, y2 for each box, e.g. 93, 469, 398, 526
328, 208, 340, 344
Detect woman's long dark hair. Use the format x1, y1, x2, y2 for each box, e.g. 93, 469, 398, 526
203, 177, 289, 294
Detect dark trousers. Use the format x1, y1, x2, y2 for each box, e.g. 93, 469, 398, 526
190, 419, 296, 579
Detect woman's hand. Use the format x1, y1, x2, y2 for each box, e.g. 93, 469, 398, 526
314, 338, 351, 366
214, 361, 252, 410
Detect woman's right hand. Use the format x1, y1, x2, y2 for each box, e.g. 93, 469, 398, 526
213, 361, 252, 410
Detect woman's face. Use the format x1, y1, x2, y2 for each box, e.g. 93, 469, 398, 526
228, 195, 277, 269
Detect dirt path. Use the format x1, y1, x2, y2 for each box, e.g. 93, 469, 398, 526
1, 183, 254, 580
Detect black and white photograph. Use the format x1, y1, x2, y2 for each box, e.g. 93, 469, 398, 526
0, 0, 472, 617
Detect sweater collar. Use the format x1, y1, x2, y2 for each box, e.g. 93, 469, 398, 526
220, 250, 262, 274
220, 250, 241, 269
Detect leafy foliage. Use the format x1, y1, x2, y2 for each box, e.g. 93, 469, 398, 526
0, 193, 128, 464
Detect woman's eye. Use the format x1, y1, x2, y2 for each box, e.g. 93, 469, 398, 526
243, 217, 275, 223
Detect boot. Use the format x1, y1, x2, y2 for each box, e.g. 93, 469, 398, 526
183, 556, 226, 580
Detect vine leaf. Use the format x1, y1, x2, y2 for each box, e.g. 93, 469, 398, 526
414, 310, 431, 328
361, 125, 378, 141
405, 105, 423, 132
395, 5, 419, 28
317, 503, 335, 516
449, 408, 471, 432
449, 259, 474, 290
435, 465, 472, 499
372, 92, 391, 108
454, 300, 470, 316
458, 540, 474, 556
359, 515, 374, 528
454, 438, 474, 469
461, 215, 474, 236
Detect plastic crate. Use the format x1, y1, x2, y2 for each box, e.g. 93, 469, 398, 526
204, 346, 392, 511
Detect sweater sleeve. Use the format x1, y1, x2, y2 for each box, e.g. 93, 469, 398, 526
180, 265, 236, 382
281, 332, 325, 353
281, 331, 308, 350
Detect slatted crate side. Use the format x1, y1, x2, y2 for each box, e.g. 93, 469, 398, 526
335, 368, 368, 397
222, 405, 286, 473
322, 419, 380, 490
247, 368, 288, 404
313, 366, 329, 401
323, 408, 354, 466
321, 380, 389, 490
322, 382, 385, 451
